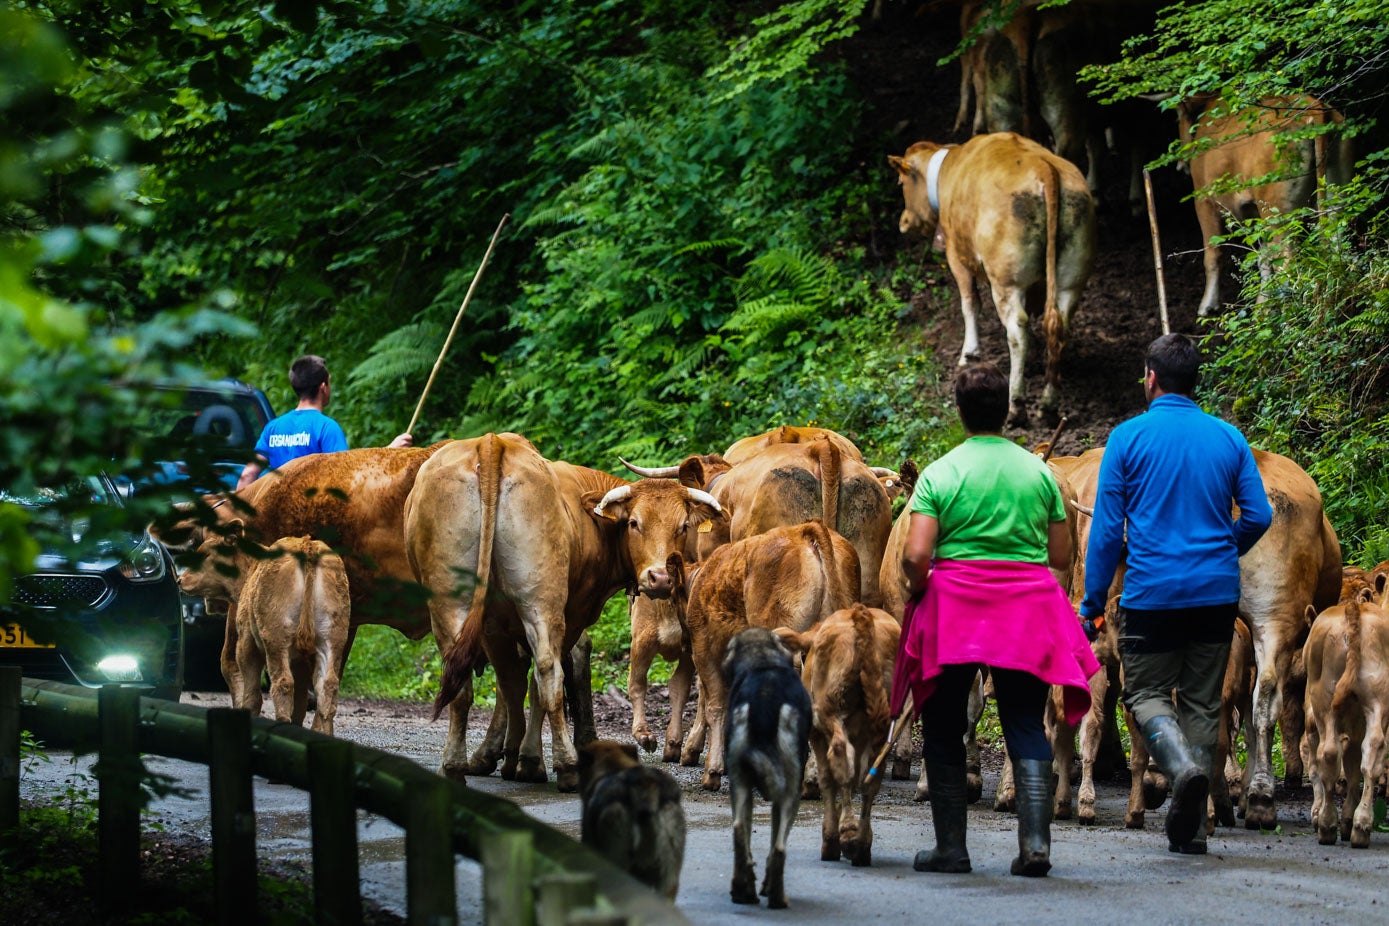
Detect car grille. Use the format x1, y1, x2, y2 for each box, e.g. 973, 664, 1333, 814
13, 574, 110, 609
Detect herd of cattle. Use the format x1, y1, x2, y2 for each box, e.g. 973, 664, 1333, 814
161, 418, 1389, 905
893, 0, 1353, 427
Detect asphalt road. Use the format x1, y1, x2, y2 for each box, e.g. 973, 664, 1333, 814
19, 693, 1389, 925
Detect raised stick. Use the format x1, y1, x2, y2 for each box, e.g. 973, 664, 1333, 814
865, 690, 915, 786
1041, 416, 1068, 463
1142, 170, 1171, 336
407, 213, 511, 435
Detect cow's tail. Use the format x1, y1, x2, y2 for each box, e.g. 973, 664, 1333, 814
853, 603, 890, 742
816, 439, 842, 534
434, 433, 502, 720
1040, 160, 1064, 383
810, 520, 855, 615
1331, 580, 1371, 715
294, 542, 320, 657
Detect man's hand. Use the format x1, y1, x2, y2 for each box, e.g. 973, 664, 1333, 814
388, 433, 413, 448
1081, 614, 1104, 643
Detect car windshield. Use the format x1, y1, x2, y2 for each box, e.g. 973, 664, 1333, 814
142, 386, 266, 453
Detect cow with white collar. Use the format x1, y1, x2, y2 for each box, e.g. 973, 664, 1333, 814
890, 132, 1096, 427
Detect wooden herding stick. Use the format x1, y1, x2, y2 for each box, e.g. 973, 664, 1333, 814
407, 213, 511, 435
1142, 170, 1171, 336
1040, 416, 1068, 463
865, 690, 915, 786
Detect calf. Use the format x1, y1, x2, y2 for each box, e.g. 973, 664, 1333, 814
577, 740, 686, 899
1302, 578, 1389, 847
777, 604, 899, 866
680, 521, 859, 790
178, 522, 350, 735
723, 628, 812, 910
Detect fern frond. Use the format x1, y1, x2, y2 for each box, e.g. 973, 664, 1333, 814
348, 323, 447, 387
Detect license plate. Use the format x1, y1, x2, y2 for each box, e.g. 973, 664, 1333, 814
0, 623, 55, 648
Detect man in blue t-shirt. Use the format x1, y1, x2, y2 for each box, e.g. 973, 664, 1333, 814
1081, 333, 1271, 857
236, 355, 411, 489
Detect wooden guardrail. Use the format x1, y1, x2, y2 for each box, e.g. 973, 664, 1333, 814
0, 669, 689, 926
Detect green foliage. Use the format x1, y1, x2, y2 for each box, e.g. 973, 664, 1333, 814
339, 624, 443, 701
1203, 179, 1389, 562
708, 0, 868, 99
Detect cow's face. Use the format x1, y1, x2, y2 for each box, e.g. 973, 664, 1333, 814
889, 150, 941, 242
588, 480, 724, 599
174, 518, 245, 599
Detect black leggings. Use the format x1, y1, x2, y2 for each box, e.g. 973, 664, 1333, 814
920, 663, 1052, 764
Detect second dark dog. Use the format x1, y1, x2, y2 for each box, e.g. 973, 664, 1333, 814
724, 626, 813, 909
577, 739, 686, 899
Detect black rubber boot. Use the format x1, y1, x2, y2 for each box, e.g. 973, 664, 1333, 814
1011, 758, 1053, 877
1170, 743, 1212, 855
914, 761, 972, 873
1143, 716, 1209, 851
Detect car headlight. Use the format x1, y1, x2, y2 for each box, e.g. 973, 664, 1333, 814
118, 532, 168, 583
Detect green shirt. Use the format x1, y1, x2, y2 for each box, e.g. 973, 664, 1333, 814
909, 436, 1066, 564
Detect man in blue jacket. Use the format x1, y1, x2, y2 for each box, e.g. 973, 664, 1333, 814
1081, 333, 1271, 855
236, 355, 410, 490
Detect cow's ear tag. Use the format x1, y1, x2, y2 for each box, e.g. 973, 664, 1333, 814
697, 520, 713, 534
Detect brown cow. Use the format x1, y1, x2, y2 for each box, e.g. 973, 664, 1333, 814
625, 435, 892, 607
777, 604, 899, 867
627, 553, 699, 762
411, 434, 724, 791
1177, 94, 1351, 316
177, 527, 350, 735
680, 520, 860, 791
891, 133, 1096, 426
721, 425, 864, 465
1302, 577, 1389, 847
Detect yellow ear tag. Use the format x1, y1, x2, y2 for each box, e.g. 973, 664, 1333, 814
697, 520, 713, 534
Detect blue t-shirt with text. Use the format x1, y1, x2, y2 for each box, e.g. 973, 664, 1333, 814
253, 409, 348, 472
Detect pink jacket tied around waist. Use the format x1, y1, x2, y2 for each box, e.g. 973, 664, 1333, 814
890, 559, 1101, 726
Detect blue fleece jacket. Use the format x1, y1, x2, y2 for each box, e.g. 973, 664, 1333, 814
1080, 394, 1272, 617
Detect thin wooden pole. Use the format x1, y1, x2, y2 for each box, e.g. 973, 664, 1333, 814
482, 829, 535, 926
407, 213, 511, 435
406, 776, 456, 926
0, 666, 21, 834
1143, 169, 1171, 335
209, 707, 257, 926
309, 739, 362, 926
1041, 416, 1069, 463
97, 686, 141, 913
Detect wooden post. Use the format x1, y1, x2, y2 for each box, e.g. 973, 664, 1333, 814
97, 685, 141, 913
535, 873, 596, 926
209, 708, 257, 926
309, 739, 362, 926
481, 829, 534, 926
0, 666, 20, 834
406, 776, 456, 926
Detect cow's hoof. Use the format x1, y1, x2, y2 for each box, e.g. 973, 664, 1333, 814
555, 765, 579, 793
821, 839, 840, 862
767, 894, 789, 911
636, 733, 658, 754
994, 794, 1016, 813
731, 877, 758, 905
891, 757, 913, 781
850, 845, 872, 868
1282, 773, 1303, 792
1352, 825, 1371, 849
1054, 801, 1073, 821
440, 765, 468, 785
1244, 795, 1277, 831
801, 779, 821, 801
680, 750, 702, 768
662, 742, 682, 764
1078, 811, 1097, 827
966, 773, 983, 805
1142, 779, 1169, 811
1317, 826, 1337, 846
1125, 811, 1144, 829
465, 755, 501, 778
914, 786, 929, 803
1214, 801, 1236, 828
1007, 404, 1029, 428
515, 756, 548, 783
701, 772, 722, 792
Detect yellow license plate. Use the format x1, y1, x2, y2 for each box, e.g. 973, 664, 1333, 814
0, 623, 55, 648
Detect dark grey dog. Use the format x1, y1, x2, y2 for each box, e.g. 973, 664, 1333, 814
577, 739, 686, 899
724, 627, 813, 909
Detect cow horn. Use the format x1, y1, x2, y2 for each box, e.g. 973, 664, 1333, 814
684, 487, 722, 513
619, 457, 681, 479
1071, 502, 1094, 517
593, 484, 634, 516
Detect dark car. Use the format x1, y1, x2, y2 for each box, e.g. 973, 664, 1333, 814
137, 378, 276, 495
0, 474, 184, 700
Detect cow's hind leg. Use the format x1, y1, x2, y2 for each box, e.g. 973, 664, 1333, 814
1352, 709, 1385, 848
965, 671, 985, 802
1125, 707, 1148, 828
662, 651, 695, 764
992, 286, 1031, 427
564, 632, 596, 749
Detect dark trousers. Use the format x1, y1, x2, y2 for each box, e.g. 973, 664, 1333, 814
1118, 603, 1238, 748
921, 663, 1052, 764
